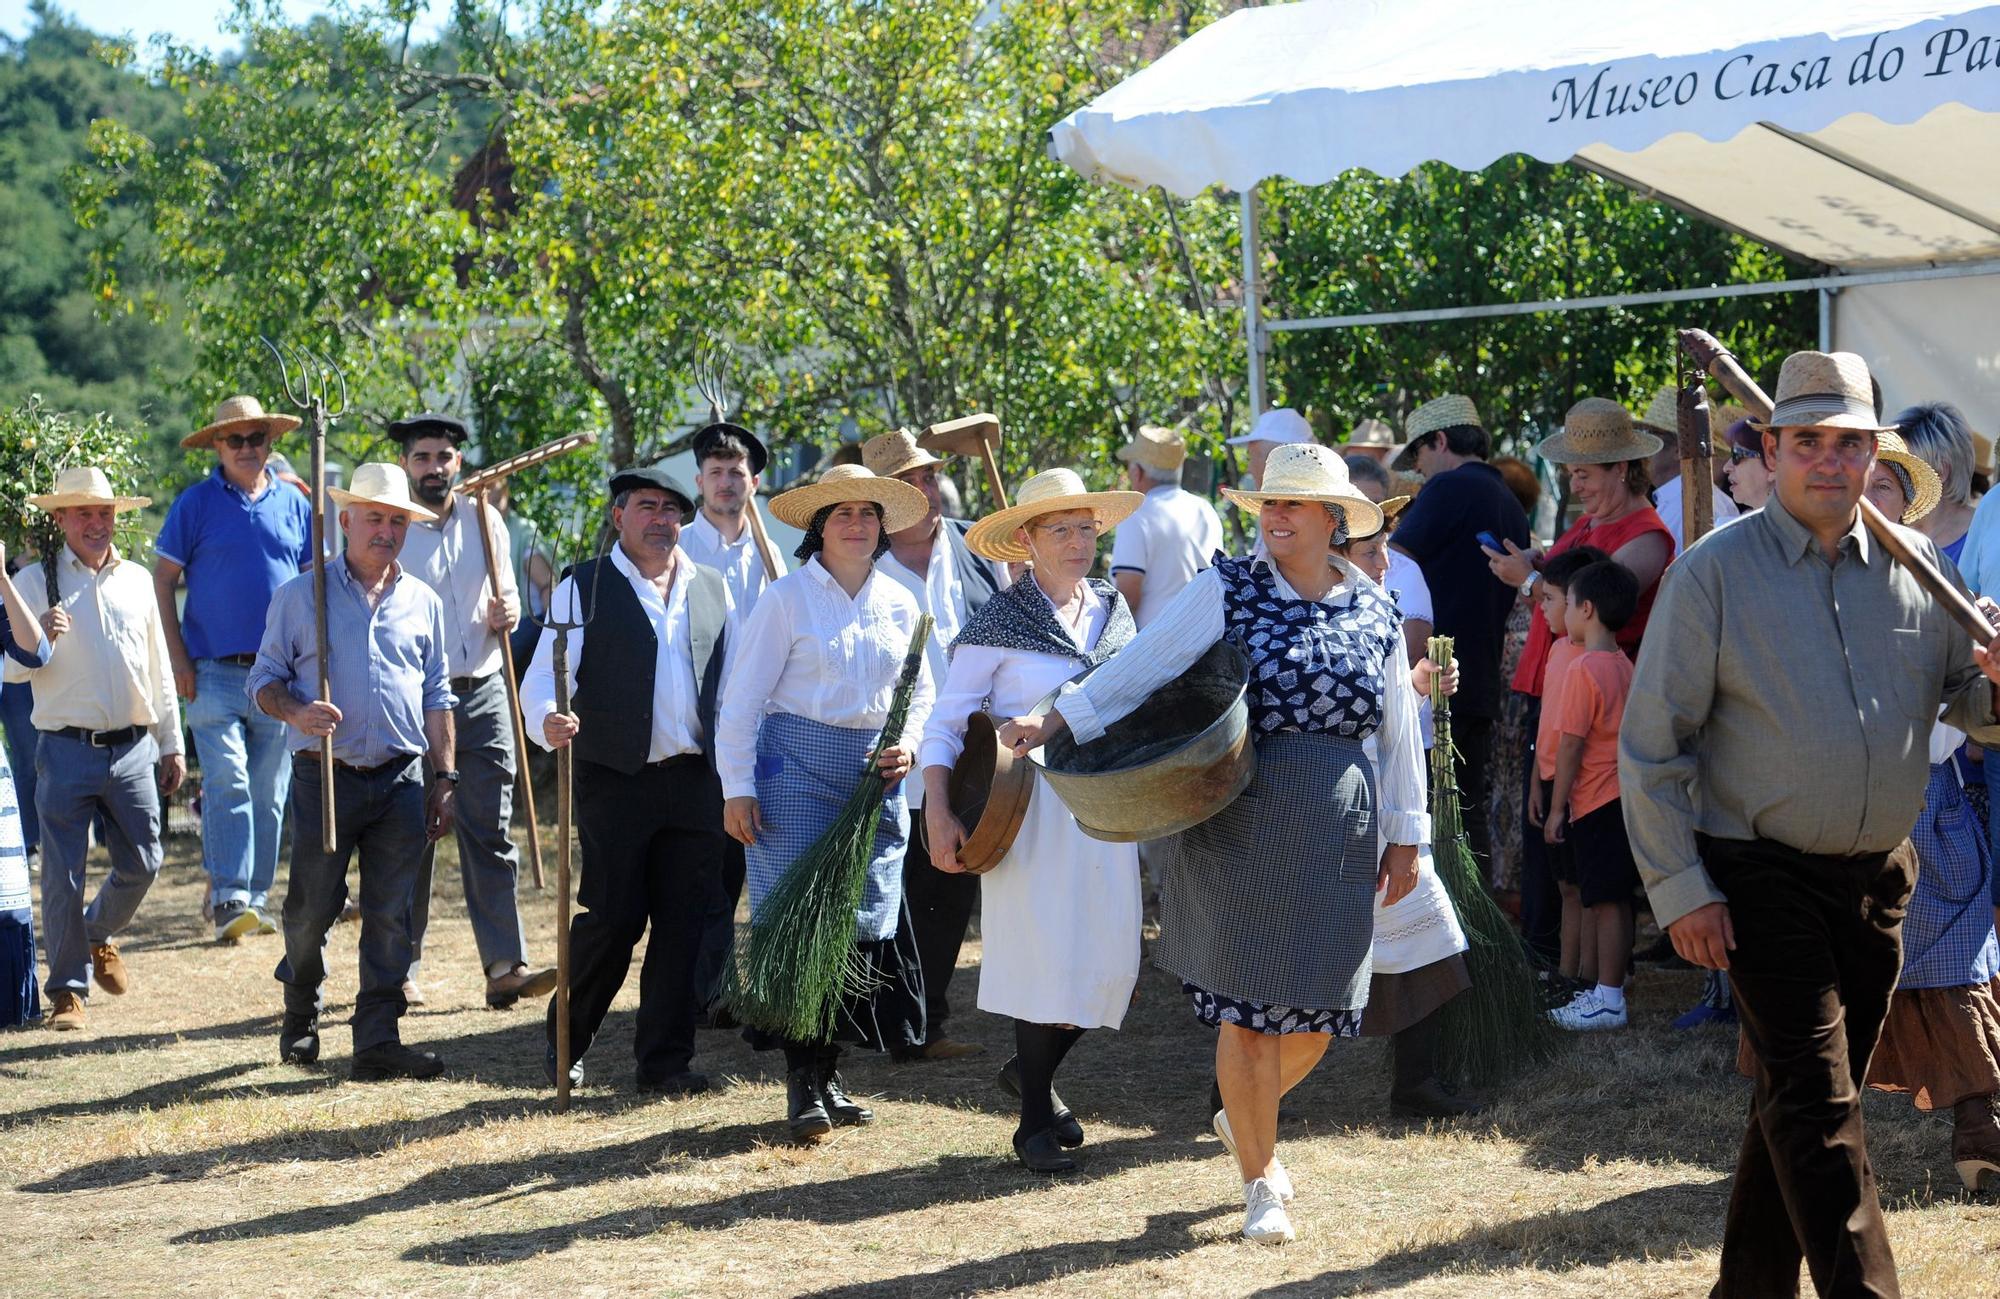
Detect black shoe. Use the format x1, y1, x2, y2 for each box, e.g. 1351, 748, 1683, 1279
817, 1060, 874, 1127
1013, 1125, 1077, 1174
695, 1005, 739, 1032
637, 1070, 710, 1098
997, 1055, 1084, 1149
352, 1041, 445, 1082
278, 1014, 320, 1065
544, 1044, 585, 1089
787, 1065, 832, 1143
1389, 1075, 1488, 1120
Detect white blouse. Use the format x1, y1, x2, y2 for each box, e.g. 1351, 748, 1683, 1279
716, 555, 936, 799
1053, 557, 1431, 847
921, 578, 1108, 772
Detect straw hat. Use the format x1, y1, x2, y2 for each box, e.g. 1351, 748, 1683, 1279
962, 468, 1144, 563
27, 466, 151, 513
861, 427, 943, 480
1225, 407, 1312, 448
1711, 402, 1749, 436
1345, 494, 1409, 541
769, 463, 928, 532
1346, 417, 1397, 450
182, 396, 301, 450
1874, 430, 1941, 524
1972, 428, 1995, 479
1115, 424, 1187, 473
1391, 394, 1483, 470
327, 462, 439, 523
1751, 351, 1895, 433
1636, 385, 1681, 435
1221, 443, 1384, 538
1534, 397, 1664, 466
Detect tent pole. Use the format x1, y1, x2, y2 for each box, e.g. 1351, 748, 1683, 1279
1240, 186, 1267, 416
1818, 287, 1833, 351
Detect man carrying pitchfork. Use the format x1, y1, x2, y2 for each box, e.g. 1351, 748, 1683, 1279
522, 465, 731, 1097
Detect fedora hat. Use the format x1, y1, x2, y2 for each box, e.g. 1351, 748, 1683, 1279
963, 468, 1144, 563
1751, 351, 1895, 434
1345, 417, 1397, 450
328, 462, 438, 523
1534, 398, 1664, 466
1636, 385, 1681, 436
1115, 424, 1187, 473
770, 463, 928, 533
1221, 443, 1384, 538
28, 466, 151, 514
182, 395, 302, 450
1391, 394, 1483, 470
1874, 430, 1942, 524
861, 427, 944, 480
1225, 407, 1312, 448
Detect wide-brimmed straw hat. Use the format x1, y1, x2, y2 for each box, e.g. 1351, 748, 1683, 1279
327, 462, 438, 523
1345, 494, 1410, 541
963, 468, 1144, 563
1874, 430, 1942, 524
1115, 424, 1187, 473
770, 463, 928, 532
861, 428, 944, 480
1221, 443, 1384, 538
1390, 394, 1483, 470
1346, 417, 1397, 450
1635, 386, 1681, 436
182, 396, 301, 450
1974, 428, 1996, 479
1225, 407, 1312, 448
1535, 398, 1664, 466
28, 466, 151, 513
1751, 351, 1896, 434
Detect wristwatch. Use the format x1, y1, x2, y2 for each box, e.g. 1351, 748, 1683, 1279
1522, 570, 1541, 594
433, 769, 460, 784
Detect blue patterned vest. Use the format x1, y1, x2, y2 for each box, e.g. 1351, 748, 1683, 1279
1216, 554, 1401, 739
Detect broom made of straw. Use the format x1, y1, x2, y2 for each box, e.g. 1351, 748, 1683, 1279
1426, 635, 1566, 1087
730, 614, 934, 1043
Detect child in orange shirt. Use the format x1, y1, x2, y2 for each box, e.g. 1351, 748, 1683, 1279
1545, 559, 1641, 1031
1526, 546, 1608, 991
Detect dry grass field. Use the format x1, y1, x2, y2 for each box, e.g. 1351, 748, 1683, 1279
3, 832, 1997, 1299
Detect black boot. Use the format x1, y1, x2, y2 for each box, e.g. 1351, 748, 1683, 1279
786, 1065, 832, 1143
1388, 1012, 1486, 1119
278, 1014, 319, 1065
817, 1049, 874, 1127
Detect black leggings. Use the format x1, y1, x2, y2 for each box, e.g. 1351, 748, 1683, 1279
1014, 1021, 1084, 1136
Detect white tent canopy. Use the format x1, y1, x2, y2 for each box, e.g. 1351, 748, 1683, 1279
1050, 1, 2000, 421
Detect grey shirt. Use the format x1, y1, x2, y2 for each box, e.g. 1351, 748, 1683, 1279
1619, 496, 2000, 929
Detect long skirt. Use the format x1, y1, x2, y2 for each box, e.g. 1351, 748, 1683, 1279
978, 771, 1142, 1030
1361, 844, 1472, 1037
0, 733, 37, 1028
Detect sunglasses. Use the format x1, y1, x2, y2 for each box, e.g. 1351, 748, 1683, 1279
1728, 446, 1762, 464
221, 431, 271, 450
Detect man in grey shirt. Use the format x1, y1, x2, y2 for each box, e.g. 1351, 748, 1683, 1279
250, 463, 459, 1082
1621, 351, 2000, 1299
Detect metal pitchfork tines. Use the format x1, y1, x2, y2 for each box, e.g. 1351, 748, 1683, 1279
259, 337, 346, 852
691, 337, 783, 582
529, 516, 607, 1115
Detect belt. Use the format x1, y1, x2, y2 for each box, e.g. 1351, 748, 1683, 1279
648, 753, 707, 769
210, 653, 259, 668
294, 752, 415, 777
449, 673, 493, 695
45, 725, 145, 748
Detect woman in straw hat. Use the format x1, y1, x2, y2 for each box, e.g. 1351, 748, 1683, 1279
1000, 444, 1429, 1244
918, 468, 1144, 1173
716, 463, 937, 1144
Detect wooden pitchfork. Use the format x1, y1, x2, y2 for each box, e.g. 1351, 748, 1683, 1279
260, 337, 346, 851
529, 519, 606, 1113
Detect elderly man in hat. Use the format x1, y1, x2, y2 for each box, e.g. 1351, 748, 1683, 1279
524, 464, 730, 1096
4, 468, 183, 1032
1224, 407, 1315, 490
1635, 385, 1739, 556
857, 427, 1004, 1062
1623, 350, 2000, 1299
390, 413, 555, 1011
1110, 424, 1224, 628
1387, 395, 1528, 877
155, 397, 315, 942
249, 463, 457, 1080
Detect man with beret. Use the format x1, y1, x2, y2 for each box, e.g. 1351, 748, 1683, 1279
523, 464, 730, 1095
154, 396, 314, 942
393, 412, 556, 1011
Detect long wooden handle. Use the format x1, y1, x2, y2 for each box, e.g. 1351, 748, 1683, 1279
552, 631, 573, 1114
455, 431, 598, 495
1678, 328, 1997, 643
309, 412, 336, 851
470, 490, 545, 891
744, 495, 782, 583
977, 443, 1010, 511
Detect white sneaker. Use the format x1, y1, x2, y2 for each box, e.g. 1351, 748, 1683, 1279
1242, 1177, 1295, 1244
1550, 987, 1629, 1031
1213, 1109, 1294, 1201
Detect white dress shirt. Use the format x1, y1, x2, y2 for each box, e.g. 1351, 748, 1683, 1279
397, 492, 519, 680
1054, 558, 1429, 846
1384, 547, 1437, 748
521, 542, 702, 762
1108, 485, 1225, 627
716, 555, 936, 800
5, 545, 182, 755
680, 507, 786, 617
920, 578, 1108, 773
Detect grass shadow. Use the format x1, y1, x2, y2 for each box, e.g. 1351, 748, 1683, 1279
0, 1059, 338, 1129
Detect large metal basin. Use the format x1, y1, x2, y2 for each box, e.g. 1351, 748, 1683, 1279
1033, 639, 1254, 843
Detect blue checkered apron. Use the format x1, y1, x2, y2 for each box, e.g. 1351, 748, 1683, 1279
1903, 759, 2000, 990
744, 711, 907, 943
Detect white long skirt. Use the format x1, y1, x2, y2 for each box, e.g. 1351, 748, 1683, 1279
976, 773, 1143, 1030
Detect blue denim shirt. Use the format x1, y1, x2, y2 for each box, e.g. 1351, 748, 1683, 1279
247, 557, 456, 766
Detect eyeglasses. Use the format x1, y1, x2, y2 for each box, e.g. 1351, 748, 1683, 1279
222, 431, 271, 450
1030, 521, 1102, 545
1728, 446, 1761, 463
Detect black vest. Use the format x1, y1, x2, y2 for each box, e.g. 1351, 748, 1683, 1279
567, 554, 728, 775
944, 518, 1000, 617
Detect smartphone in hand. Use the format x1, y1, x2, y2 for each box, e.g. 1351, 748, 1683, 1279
1477, 530, 1503, 552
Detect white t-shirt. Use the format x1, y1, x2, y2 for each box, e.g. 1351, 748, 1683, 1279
1383, 548, 1437, 748
1653, 474, 1738, 557
1108, 485, 1224, 627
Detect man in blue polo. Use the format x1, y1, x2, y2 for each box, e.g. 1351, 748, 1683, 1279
154, 396, 315, 942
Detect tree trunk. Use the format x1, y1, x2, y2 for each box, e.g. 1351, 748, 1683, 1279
561, 278, 638, 470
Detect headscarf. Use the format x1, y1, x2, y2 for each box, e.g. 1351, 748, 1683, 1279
793, 500, 893, 562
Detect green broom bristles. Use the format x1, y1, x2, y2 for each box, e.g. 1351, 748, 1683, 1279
729, 614, 934, 1042
1425, 635, 1567, 1088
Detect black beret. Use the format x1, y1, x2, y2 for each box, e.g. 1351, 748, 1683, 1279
690, 421, 769, 476
387, 412, 470, 445
608, 463, 695, 516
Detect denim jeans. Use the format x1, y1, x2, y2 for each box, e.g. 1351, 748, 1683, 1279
187, 658, 292, 909
38, 731, 163, 996
277, 753, 426, 1050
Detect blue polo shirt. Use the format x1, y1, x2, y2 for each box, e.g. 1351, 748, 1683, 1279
155, 466, 315, 660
